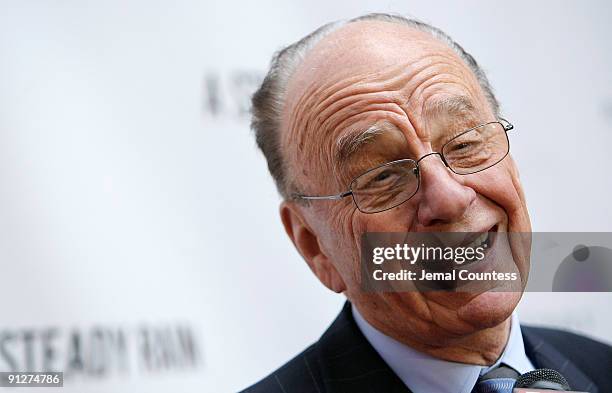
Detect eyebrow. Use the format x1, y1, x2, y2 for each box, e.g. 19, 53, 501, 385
333, 96, 478, 168
334, 121, 398, 166
424, 95, 477, 118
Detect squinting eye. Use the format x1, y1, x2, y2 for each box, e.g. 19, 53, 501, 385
374, 171, 392, 182
452, 142, 470, 151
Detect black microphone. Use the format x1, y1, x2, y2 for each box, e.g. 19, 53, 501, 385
512, 368, 588, 393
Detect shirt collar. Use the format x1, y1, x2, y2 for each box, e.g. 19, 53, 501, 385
352, 304, 534, 393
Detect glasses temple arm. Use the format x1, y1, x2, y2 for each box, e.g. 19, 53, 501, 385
498, 117, 514, 131
293, 190, 352, 201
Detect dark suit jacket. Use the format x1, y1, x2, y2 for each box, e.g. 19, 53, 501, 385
240, 302, 612, 393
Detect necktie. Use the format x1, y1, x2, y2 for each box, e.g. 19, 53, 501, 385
472, 364, 519, 393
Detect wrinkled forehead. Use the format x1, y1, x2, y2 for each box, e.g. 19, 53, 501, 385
281, 21, 489, 190
283, 21, 455, 118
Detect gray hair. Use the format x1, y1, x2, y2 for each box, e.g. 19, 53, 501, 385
251, 13, 500, 199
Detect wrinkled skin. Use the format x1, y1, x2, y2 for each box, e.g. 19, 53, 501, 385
278, 21, 531, 365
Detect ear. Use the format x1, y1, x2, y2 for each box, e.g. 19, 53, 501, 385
280, 201, 347, 293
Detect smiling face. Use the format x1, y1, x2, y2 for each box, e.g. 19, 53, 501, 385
278, 20, 531, 360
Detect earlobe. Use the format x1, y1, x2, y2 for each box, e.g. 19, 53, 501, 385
279, 202, 347, 293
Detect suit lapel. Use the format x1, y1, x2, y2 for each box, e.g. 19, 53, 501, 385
316, 303, 600, 393
522, 326, 598, 393
316, 302, 411, 393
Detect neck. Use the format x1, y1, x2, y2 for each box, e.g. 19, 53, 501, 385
410, 319, 511, 365
356, 306, 512, 365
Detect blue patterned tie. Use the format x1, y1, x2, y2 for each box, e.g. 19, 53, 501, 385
472, 364, 519, 393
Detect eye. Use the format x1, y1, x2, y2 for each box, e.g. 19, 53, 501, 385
374, 170, 392, 182
452, 142, 470, 151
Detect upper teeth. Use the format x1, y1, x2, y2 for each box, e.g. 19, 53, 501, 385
466, 232, 488, 249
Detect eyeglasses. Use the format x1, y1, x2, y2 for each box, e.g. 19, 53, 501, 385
293, 119, 514, 214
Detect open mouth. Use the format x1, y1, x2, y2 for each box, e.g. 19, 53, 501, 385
411, 224, 499, 271
410, 224, 501, 291
458, 224, 498, 267
464, 225, 497, 249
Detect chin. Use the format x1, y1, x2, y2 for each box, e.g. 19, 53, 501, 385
457, 291, 521, 329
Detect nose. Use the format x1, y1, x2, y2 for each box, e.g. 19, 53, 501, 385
415, 154, 476, 227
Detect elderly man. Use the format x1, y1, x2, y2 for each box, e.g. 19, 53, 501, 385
242, 13, 611, 393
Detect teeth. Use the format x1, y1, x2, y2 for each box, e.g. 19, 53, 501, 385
465, 232, 488, 249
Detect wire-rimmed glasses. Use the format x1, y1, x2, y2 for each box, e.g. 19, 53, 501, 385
293, 119, 514, 214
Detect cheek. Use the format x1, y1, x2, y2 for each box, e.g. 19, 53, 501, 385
350, 206, 417, 244
318, 206, 397, 287
350, 197, 420, 233
313, 202, 363, 283
465, 164, 528, 227
343, 208, 416, 281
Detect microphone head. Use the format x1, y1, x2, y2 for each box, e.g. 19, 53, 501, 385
513, 368, 571, 391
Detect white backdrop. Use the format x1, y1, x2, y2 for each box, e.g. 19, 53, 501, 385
1, 1, 611, 392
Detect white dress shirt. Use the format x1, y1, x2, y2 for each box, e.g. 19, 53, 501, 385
352, 304, 535, 393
